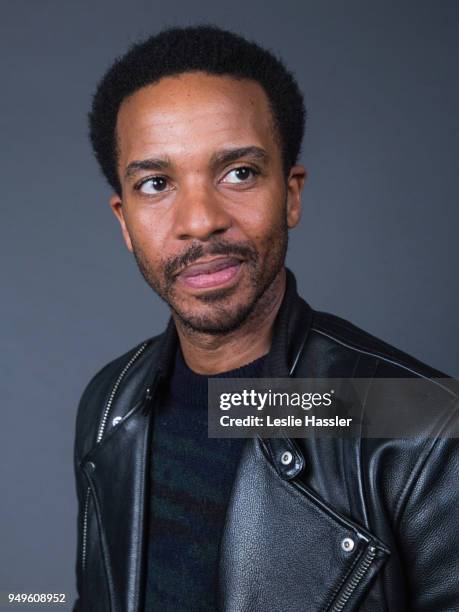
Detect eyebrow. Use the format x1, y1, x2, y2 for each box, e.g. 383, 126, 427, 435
124, 146, 269, 181
210, 146, 269, 168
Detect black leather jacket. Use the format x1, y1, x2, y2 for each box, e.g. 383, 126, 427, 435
73, 268, 459, 611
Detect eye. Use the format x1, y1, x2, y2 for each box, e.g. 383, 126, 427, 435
221, 166, 259, 184
135, 175, 171, 195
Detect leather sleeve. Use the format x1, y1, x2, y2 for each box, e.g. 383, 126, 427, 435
71, 367, 109, 612
397, 406, 459, 611
72, 396, 86, 612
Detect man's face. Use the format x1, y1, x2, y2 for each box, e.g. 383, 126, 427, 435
110, 71, 305, 334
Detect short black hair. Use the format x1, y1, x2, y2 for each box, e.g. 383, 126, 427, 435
88, 24, 306, 195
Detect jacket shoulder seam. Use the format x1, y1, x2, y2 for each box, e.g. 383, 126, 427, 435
310, 327, 457, 398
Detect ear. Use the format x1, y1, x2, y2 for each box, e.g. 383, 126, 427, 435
286, 164, 307, 229
109, 193, 133, 252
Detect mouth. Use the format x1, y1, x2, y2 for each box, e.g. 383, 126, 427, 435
176, 256, 244, 290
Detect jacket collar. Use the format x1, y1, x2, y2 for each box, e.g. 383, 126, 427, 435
147, 266, 313, 392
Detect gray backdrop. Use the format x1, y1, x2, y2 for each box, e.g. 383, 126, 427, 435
1, 1, 458, 608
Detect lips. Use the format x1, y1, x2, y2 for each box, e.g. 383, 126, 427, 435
179, 256, 242, 278
177, 256, 243, 290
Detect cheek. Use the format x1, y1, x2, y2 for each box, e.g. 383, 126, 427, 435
236, 196, 285, 244
126, 209, 169, 258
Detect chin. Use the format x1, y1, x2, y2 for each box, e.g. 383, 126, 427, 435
173, 298, 256, 336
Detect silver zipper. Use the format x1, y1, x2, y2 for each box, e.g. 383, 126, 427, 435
331, 545, 377, 611
81, 341, 149, 572
81, 487, 90, 571
96, 342, 150, 443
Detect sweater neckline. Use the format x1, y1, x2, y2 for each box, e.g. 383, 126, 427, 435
164, 344, 269, 409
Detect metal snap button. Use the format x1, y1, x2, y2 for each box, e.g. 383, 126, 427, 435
112, 416, 122, 426
280, 451, 294, 466
341, 537, 355, 552
86, 461, 96, 472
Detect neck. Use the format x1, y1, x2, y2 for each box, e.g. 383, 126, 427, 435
173, 267, 286, 374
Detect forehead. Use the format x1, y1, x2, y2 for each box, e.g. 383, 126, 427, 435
115, 72, 278, 168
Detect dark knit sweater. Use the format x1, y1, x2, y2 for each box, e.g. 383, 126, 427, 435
144, 344, 267, 611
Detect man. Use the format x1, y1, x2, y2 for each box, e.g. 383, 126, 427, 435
73, 24, 459, 611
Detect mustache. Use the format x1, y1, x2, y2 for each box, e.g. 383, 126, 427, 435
163, 240, 258, 280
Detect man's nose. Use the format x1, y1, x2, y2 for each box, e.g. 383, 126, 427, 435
173, 182, 233, 241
